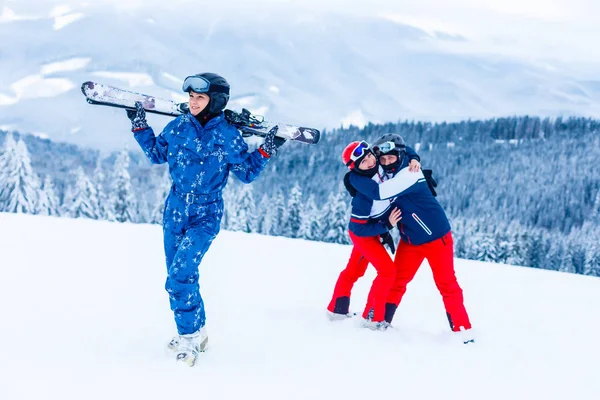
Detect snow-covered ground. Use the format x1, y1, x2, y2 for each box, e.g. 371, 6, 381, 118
0, 212, 599, 400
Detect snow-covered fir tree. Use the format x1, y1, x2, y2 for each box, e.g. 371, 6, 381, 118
269, 189, 287, 236
221, 184, 236, 230
495, 232, 513, 265
284, 183, 303, 238
476, 233, 498, 263
0, 136, 40, 214
298, 194, 323, 241
36, 175, 60, 216
559, 238, 577, 274
544, 241, 564, 271
229, 184, 257, 233
0, 133, 18, 209
108, 149, 137, 223
93, 157, 115, 221
583, 242, 600, 276
506, 232, 527, 267
63, 166, 100, 219
257, 193, 273, 235
323, 190, 350, 244
150, 168, 171, 224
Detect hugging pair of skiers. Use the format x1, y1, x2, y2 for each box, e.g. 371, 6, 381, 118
326, 134, 474, 344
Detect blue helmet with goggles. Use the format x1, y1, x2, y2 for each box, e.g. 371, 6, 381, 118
182, 72, 230, 114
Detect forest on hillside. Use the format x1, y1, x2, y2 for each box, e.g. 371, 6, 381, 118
1, 115, 599, 276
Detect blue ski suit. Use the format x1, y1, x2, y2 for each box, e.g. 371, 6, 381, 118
134, 112, 270, 334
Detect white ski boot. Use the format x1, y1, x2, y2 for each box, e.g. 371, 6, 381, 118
361, 319, 391, 331
326, 310, 356, 321
456, 326, 475, 345
168, 327, 209, 367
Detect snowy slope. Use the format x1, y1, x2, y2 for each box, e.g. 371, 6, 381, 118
2, 3, 600, 149
0, 212, 599, 400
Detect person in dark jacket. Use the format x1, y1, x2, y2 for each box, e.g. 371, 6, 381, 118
326, 140, 419, 330
372, 134, 474, 343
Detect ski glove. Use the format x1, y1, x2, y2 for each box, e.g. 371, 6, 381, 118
380, 231, 396, 254
343, 172, 357, 197
260, 126, 286, 157
422, 169, 438, 197
126, 101, 149, 132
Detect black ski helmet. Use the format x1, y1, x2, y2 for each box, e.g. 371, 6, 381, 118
184, 72, 230, 114
373, 133, 407, 173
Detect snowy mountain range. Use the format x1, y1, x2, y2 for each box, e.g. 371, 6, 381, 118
2, 2, 600, 149
1, 212, 599, 399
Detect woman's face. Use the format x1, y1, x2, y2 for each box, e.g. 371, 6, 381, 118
188, 91, 210, 116
358, 152, 376, 170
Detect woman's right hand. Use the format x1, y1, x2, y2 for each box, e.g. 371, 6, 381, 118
388, 207, 402, 226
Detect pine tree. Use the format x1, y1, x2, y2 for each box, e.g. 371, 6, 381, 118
544, 241, 564, 271
235, 184, 257, 233
525, 232, 545, 269
583, 242, 600, 277
506, 232, 527, 267
323, 190, 350, 244
150, 168, 171, 224
495, 231, 512, 264
270, 190, 287, 236
93, 157, 114, 221
284, 183, 303, 238
476, 233, 498, 263
256, 193, 272, 235
37, 175, 60, 216
221, 184, 237, 230
0, 137, 40, 214
298, 194, 323, 241
63, 167, 100, 219
559, 238, 577, 274
108, 149, 137, 223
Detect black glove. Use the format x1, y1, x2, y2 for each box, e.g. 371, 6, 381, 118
343, 172, 357, 197
260, 126, 286, 156
126, 101, 149, 131
422, 169, 438, 197
380, 231, 396, 254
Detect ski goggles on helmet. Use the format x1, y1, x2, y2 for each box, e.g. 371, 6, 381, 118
182, 75, 230, 94
374, 141, 404, 155
346, 141, 371, 166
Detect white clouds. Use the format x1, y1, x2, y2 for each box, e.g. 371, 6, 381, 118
0, 74, 75, 105
341, 109, 368, 129
40, 57, 91, 75
90, 72, 154, 87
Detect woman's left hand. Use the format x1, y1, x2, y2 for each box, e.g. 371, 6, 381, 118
409, 159, 421, 172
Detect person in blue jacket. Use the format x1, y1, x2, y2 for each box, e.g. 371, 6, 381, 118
127, 72, 285, 365
372, 134, 473, 343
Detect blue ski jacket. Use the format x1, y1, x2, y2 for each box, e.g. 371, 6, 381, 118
350, 165, 451, 245
347, 147, 419, 237
133, 112, 270, 194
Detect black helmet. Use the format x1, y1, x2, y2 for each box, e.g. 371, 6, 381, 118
182, 72, 230, 114
373, 133, 406, 173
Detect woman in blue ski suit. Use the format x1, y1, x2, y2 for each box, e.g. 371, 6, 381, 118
127, 73, 284, 359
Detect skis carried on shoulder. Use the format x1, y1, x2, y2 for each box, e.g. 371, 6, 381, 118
81, 81, 320, 144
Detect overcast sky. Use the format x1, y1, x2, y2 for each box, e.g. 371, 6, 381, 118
7, 0, 600, 66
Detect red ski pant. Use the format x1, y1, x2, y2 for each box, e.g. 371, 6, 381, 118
387, 231, 471, 331
327, 231, 395, 322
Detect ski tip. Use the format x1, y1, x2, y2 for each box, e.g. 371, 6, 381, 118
311, 129, 321, 145
80, 81, 94, 95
